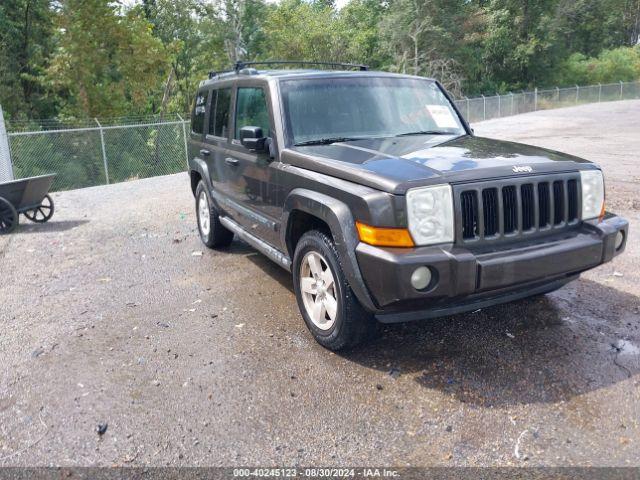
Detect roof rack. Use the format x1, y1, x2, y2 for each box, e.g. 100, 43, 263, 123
208, 60, 369, 78
208, 68, 235, 79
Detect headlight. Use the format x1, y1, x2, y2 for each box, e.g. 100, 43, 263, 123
406, 184, 454, 245
580, 170, 604, 220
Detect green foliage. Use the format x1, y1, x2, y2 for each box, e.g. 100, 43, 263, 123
263, 0, 345, 61
48, 0, 169, 119
0, 0, 56, 120
1, 0, 639, 122
556, 46, 640, 85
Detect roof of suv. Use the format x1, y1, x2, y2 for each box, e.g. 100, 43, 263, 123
199, 69, 435, 87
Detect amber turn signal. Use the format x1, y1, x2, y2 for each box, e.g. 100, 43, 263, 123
356, 222, 415, 247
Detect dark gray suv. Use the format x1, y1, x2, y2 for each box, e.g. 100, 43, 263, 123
188, 61, 628, 350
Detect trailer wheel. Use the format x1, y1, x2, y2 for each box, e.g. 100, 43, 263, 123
0, 197, 18, 234
24, 194, 55, 223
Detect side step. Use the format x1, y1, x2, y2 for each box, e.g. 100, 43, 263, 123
219, 216, 292, 271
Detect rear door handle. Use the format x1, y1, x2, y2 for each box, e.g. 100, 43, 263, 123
200, 149, 210, 156
225, 157, 239, 166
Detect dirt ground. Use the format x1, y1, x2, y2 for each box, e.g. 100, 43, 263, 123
0, 100, 638, 467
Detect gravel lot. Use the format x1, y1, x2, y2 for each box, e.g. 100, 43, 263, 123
0, 100, 638, 467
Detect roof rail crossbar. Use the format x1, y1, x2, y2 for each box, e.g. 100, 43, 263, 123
234, 60, 369, 72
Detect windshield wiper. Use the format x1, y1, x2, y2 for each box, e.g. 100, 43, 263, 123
294, 137, 365, 146
395, 130, 452, 137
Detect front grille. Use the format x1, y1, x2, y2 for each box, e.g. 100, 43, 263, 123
458, 174, 580, 244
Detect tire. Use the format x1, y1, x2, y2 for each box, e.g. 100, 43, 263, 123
0, 197, 18, 234
24, 194, 55, 223
195, 180, 233, 248
292, 230, 377, 351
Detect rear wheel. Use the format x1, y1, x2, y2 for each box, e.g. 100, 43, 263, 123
195, 180, 233, 248
0, 197, 18, 234
293, 230, 377, 351
24, 194, 55, 223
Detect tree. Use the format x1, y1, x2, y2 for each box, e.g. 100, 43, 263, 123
0, 0, 56, 120
48, 0, 169, 118
263, 0, 347, 62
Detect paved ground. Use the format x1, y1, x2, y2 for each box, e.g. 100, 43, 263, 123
0, 100, 638, 467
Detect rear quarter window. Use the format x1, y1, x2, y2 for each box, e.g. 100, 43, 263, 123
208, 88, 231, 138
191, 92, 207, 134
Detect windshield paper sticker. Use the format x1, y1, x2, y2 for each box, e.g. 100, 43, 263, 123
426, 104, 458, 129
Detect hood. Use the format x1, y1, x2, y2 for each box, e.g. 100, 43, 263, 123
283, 134, 592, 194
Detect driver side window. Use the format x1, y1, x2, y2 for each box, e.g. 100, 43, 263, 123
235, 87, 271, 139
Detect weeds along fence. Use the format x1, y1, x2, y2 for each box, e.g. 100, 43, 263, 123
4, 80, 640, 192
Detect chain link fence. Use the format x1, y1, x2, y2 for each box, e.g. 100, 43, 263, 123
3, 80, 640, 191
453, 81, 640, 124
6, 115, 189, 191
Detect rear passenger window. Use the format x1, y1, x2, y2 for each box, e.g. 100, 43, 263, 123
235, 87, 270, 139
208, 88, 231, 137
191, 92, 207, 134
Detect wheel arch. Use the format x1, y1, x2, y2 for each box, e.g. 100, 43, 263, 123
189, 158, 211, 197
282, 189, 378, 313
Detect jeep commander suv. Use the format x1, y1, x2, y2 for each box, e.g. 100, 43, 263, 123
188, 61, 628, 350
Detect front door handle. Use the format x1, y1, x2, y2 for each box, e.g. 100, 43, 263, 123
200, 149, 210, 156
225, 157, 239, 166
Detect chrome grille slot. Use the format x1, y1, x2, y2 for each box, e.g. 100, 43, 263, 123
538, 182, 550, 228
482, 188, 498, 236
461, 190, 479, 239
502, 186, 517, 234
521, 184, 534, 231
553, 180, 564, 225
568, 179, 578, 221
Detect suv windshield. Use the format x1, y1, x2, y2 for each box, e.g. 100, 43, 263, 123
280, 76, 465, 145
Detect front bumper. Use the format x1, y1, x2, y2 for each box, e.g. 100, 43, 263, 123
355, 214, 628, 322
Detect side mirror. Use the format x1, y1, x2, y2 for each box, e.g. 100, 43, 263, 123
240, 126, 268, 152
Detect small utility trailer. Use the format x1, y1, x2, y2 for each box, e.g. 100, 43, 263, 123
0, 174, 55, 234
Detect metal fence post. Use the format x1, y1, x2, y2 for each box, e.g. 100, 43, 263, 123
576, 85, 579, 104
177, 114, 189, 168
556, 86, 560, 103
598, 83, 602, 102
482, 95, 486, 121
497, 93, 501, 117
620, 81, 623, 100
511, 92, 514, 115
534, 87, 538, 111
95, 118, 110, 185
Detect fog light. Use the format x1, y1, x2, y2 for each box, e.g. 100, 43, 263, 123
615, 231, 625, 251
411, 266, 432, 291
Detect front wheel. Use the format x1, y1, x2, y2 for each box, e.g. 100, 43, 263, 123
292, 230, 377, 351
195, 181, 233, 248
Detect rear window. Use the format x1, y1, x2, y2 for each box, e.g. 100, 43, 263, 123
191, 92, 207, 134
